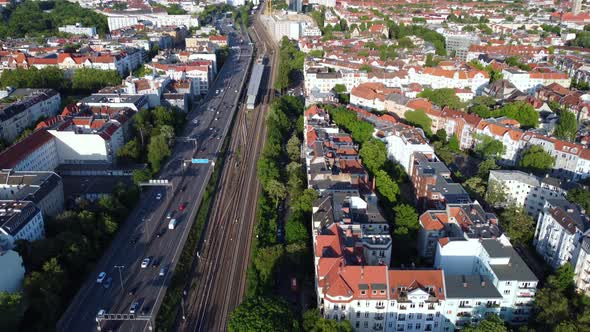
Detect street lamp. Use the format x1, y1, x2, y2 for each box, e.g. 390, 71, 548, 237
114, 265, 125, 292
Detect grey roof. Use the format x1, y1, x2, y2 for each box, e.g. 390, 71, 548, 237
444, 274, 503, 299
79, 94, 148, 108
247, 63, 264, 98
481, 239, 538, 282
0, 171, 61, 206
546, 198, 590, 234
489, 170, 540, 187
0, 201, 40, 236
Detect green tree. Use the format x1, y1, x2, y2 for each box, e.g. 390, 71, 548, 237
71, 68, 121, 91
266, 179, 287, 208
474, 134, 505, 159
464, 176, 486, 198
292, 188, 319, 213
286, 134, 301, 161
228, 296, 294, 332
500, 206, 534, 246
375, 170, 400, 204
404, 109, 432, 136
554, 111, 578, 142
152, 106, 175, 127
566, 188, 590, 214
253, 245, 285, 290
132, 169, 151, 185
499, 101, 539, 128
519, 145, 555, 174
147, 134, 171, 172
486, 180, 508, 208
117, 139, 142, 162
359, 138, 387, 174
285, 216, 308, 244
418, 88, 464, 109
393, 204, 419, 236
302, 308, 353, 332
134, 109, 152, 146
477, 159, 500, 179
448, 134, 460, 152
0, 292, 24, 332
463, 314, 507, 332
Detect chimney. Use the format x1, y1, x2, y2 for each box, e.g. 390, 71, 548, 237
481, 280, 486, 287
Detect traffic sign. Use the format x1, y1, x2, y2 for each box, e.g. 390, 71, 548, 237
191, 159, 209, 164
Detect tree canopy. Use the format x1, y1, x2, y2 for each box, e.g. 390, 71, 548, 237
0, 0, 108, 38
417, 88, 464, 110
554, 110, 578, 142
500, 206, 534, 246
404, 109, 432, 136
393, 204, 419, 237
474, 134, 505, 159
518, 145, 555, 174
228, 296, 295, 332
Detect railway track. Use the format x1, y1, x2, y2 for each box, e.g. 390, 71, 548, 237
178, 7, 279, 331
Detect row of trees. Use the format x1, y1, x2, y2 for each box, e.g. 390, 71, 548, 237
275, 37, 305, 91
232, 96, 320, 331
8, 185, 138, 331
0, 0, 109, 38
0, 67, 122, 94
119, 106, 185, 179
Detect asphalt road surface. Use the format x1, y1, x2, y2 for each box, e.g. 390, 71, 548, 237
57, 22, 253, 332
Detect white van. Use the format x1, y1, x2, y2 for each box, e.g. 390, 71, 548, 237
168, 218, 177, 230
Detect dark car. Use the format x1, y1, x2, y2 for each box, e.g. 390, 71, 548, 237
130, 234, 140, 244
152, 257, 161, 268
128, 286, 137, 296
156, 228, 166, 238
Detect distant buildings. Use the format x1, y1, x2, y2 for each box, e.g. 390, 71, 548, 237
103, 9, 199, 31
58, 23, 97, 37
0, 170, 64, 217
444, 34, 481, 62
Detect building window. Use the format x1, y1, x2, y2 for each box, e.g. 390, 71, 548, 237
504, 290, 511, 295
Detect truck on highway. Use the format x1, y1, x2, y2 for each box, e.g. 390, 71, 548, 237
168, 218, 178, 230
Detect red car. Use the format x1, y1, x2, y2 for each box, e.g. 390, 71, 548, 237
179, 202, 187, 212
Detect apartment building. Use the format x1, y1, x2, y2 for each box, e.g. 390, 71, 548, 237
487, 170, 568, 217
0, 89, 61, 142
502, 68, 571, 94
306, 105, 536, 330
534, 199, 589, 270
435, 238, 538, 325
0, 128, 60, 172
0, 200, 44, 248
418, 203, 501, 260
58, 23, 97, 36
444, 34, 481, 61
533, 198, 590, 296
0, 170, 64, 217
378, 123, 434, 173
410, 153, 471, 210
104, 10, 199, 31
150, 61, 212, 95
474, 118, 524, 166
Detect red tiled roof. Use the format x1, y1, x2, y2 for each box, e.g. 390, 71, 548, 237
0, 129, 55, 169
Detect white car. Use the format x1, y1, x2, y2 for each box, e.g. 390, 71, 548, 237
96, 309, 106, 322
96, 272, 106, 283
192, 119, 199, 124
155, 193, 162, 200
141, 258, 151, 268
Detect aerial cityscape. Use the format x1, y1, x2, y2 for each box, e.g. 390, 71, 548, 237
0, 0, 590, 331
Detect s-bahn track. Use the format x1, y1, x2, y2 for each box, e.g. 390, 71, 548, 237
178, 8, 279, 332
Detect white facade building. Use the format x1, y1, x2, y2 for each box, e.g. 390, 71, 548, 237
487, 170, 568, 218
58, 23, 97, 36
0, 201, 45, 248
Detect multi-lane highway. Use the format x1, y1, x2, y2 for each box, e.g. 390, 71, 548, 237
57, 19, 253, 332
178, 4, 279, 331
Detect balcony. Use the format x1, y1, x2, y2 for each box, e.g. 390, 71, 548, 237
399, 305, 407, 310
376, 303, 385, 309
517, 292, 534, 298
425, 326, 433, 332
459, 304, 473, 308
486, 303, 500, 308
457, 312, 472, 318
373, 325, 384, 331
375, 315, 384, 321
428, 304, 436, 310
